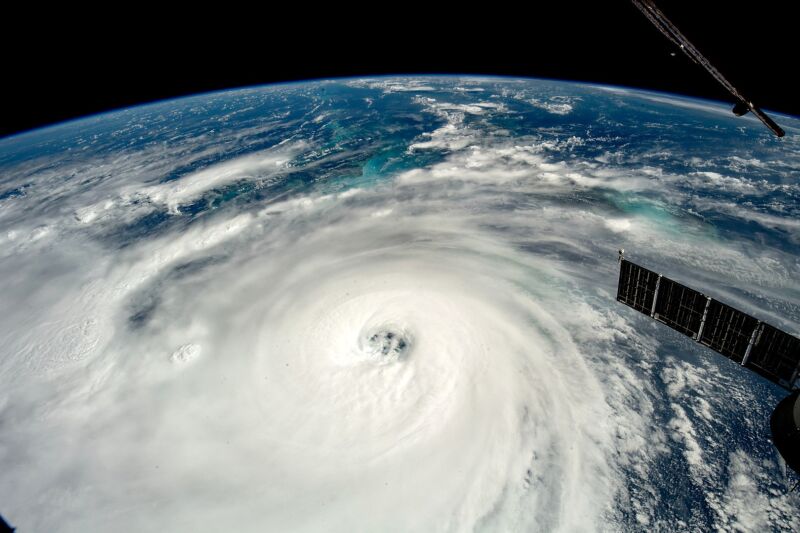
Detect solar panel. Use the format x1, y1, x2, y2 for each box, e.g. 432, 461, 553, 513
616, 257, 800, 390
653, 276, 707, 338
617, 259, 659, 315
698, 300, 760, 364
747, 324, 800, 389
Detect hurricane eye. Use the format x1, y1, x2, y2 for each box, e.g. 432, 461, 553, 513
362, 327, 411, 361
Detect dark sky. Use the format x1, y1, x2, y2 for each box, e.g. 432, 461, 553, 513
3, 2, 798, 139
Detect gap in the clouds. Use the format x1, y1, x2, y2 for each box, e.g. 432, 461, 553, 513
108, 84, 453, 244
516, 240, 600, 270
322, 149, 448, 195
128, 292, 161, 330
700, 214, 799, 255
126, 255, 228, 330
615, 310, 792, 528
106, 209, 177, 249
0, 185, 28, 200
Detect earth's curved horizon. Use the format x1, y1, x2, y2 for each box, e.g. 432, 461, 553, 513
7, 75, 799, 143
0, 76, 798, 531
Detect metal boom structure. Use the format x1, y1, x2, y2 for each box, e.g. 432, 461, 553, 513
631, 0, 785, 137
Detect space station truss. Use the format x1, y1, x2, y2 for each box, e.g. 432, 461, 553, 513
617, 259, 800, 390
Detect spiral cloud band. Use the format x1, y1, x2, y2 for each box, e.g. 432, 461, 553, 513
0, 77, 798, 531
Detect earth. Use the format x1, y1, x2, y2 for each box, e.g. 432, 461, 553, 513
0, 76, 798, 531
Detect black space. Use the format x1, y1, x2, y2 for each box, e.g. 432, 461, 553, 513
3, 2, 798, 138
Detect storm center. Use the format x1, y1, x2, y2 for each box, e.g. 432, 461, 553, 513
360, 327, 412, 362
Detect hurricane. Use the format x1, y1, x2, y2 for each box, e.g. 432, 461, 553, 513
0, 77, 798, 531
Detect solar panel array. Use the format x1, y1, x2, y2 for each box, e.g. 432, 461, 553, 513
617, 259, 800, 390
699, 299, 759, 363
616, 259, 659, 315
654, 277, 706, 337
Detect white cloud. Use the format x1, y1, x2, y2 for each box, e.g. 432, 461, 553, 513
528, 97, 575, 115
140, 141, 307, 214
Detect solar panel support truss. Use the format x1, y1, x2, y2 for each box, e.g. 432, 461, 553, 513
616, 258, 800, 390
630, 0, 785, 137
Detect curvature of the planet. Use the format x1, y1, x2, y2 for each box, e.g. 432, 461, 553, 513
0, 76, 798, 531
